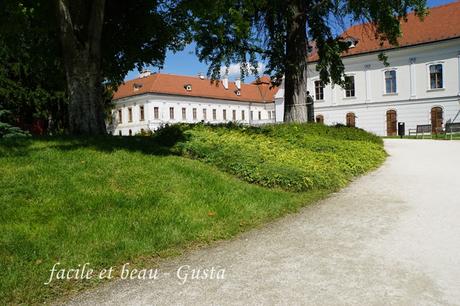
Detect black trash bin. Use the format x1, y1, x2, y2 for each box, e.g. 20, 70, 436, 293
398, 122, 405, 138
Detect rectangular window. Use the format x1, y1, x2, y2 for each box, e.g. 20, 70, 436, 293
272, 111, 275, 119
182, 107, 186, 120
268, 111, 272, 120
139, 105, 145, 121
212, 109, 217, 120
223, 109, 227, 120
314, 80, 324, 100
430, 64, 443, 89
385, 70, 397, 94
154, 107, 159, 119
258, 111, 261, 120
345, 75, 355, 97
250, 111, 253, 120
118, 109, 122, 123
241, 110, 245, 120
232, 110, 236, 121
128, 107, 133, 122
192, 108, 197, 120
203, 109, 207, 120
169, 107, 174, 119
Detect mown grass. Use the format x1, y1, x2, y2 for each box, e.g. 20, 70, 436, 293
0, 123, 386, 304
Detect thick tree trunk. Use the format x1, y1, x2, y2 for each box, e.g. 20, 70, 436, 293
56, 0, 107, 135
66, 56, 107, 134
284, 0, 308, 123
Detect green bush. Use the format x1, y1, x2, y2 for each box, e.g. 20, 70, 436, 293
159, 123, 386, 192
0, 109, 30, 138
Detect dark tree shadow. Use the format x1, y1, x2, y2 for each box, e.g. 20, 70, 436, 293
0, 125, 189, 158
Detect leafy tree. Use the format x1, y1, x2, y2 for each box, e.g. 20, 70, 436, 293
0, 1, 67, 134
1, 0, 189, 135
190, 0, 427, 122
54, 0, 189, 135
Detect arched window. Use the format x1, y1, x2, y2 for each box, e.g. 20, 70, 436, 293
316, 114, 324, 124
346, 112, 356, 127
386, 110, 397, 136
431, 107, 443, 134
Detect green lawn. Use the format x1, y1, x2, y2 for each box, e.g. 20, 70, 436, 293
0, 123, 386, 304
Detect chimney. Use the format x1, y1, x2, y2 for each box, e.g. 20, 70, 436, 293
222, 75, 229, 90
235, 78, 241, 90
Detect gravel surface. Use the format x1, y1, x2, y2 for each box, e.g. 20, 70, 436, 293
64, 139, 460, 306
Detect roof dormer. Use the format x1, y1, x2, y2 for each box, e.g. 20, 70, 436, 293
184, 84, 192, 91
133, 83, 143, 91
344, 37, 358, 49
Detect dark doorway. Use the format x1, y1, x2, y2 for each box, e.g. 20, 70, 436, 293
346, 113, 356, 127
431, 107, 443, 134
386, 110, 397, 136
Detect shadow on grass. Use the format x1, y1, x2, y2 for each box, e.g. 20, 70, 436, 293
0, 125, 189, 158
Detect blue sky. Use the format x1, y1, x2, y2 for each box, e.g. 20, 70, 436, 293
125, 0, 456, 81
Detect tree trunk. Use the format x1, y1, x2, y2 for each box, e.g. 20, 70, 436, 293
283, 0, 308, 123
65, 56, 107, 134
56, 0, 107, 135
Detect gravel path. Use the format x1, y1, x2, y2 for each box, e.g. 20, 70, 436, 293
65, 139, 460, 305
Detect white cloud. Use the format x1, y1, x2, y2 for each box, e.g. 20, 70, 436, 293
220, 63, 266, 78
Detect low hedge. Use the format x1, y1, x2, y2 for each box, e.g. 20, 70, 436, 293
155, 123, 386, 192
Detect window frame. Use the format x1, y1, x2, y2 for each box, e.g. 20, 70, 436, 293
344, 75, 356, 98
192, 108, 197, 120
128, 107, 133, 122
154, 107, 159, 120
383, 69, 398, 95
118, 109, 122, 124
182, 107, 186, 120
169, 107, 175, 120
139, 105, 145, 121
314, 80, 325, 101
427, 63, 444, 90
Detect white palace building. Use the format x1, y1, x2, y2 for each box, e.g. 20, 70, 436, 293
112, 1, 460, 137
277, 1, 460, 136
110, 73, 277, 136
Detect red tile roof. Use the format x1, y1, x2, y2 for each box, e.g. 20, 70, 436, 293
309, 1, 460, 62
113, 73, 278, 103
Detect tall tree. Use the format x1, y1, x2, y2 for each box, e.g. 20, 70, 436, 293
1, 0, 189, 135
54, 0, 188, 135
190, 0, 427, 122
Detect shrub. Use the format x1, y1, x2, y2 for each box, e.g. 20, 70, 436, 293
166, 123, 386, 192
0, 109, 30, 138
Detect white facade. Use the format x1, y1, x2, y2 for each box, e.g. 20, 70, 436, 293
110, 94, 276, 136
276, 38, 460, 136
